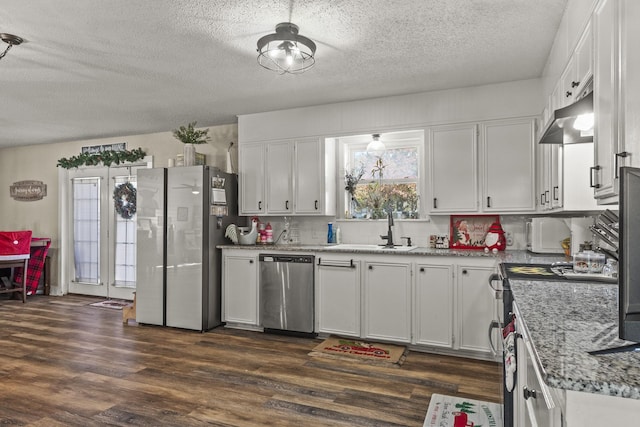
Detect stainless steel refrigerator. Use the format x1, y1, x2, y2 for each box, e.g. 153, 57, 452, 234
136, 165, 239, 331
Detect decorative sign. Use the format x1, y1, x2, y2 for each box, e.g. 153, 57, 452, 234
10, 180, 47, 201
450, 214, 500, 250
81, 142, 126, 154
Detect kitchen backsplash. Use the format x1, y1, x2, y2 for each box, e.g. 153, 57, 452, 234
237, 215, 530, 250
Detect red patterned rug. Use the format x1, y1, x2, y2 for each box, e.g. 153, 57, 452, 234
309, 337, 408, 367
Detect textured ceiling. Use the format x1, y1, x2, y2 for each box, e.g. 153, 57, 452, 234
0, 0, 567, 148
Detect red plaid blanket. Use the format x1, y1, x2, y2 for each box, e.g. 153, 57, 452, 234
13, 238, 51, 296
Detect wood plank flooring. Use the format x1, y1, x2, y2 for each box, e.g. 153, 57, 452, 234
0, 295, 502, 426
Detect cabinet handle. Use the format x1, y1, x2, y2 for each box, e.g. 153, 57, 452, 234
571, 80, 580, 88
420, 267, 425, 272
462, 269, 468, 275
553, 186, 559, 201
314, 200, 318, 210
249, 259, 254, 264
285, 200, 289, 210
615, 151, 630, 178
433, 198, 438, 209
368, 265, 373, 270
590, 166, 601, 189
540, 193, 545, 206
486, 196, 491, 208
565, 90, 572, 98
523, 387, 538, 400
258, 201, 262, 210
544, 190, 549, 205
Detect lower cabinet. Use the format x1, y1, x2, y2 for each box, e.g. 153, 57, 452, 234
363, 261, 412, 343
316, 256, 361, 337
415, 263, 454, 348
222, 248, 498, 360
456, 263, 499, 356
222, 250, 259, 327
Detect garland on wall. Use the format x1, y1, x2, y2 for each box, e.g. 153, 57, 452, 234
113, 182, 137, 219
57, 148, 147, 169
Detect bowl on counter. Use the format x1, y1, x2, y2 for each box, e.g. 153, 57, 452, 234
573, 251, 605, 274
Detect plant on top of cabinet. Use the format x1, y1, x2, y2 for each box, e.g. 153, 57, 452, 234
172, 121, 210, 145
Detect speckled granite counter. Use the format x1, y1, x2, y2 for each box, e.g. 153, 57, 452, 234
218, 244, 566, 263
510, 278, 640, 400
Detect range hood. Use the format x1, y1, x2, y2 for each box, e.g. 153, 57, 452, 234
539, 86, 594, 145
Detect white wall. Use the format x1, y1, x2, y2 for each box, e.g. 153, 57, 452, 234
0, 123, 237, 288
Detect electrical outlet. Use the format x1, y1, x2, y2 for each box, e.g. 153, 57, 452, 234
506, 231, 514, 246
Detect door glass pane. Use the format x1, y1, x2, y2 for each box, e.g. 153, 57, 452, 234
113, 177, 137, 288
73, 178, 100, 284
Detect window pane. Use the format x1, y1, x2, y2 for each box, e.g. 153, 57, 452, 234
353, 147, 418, 180
73, 179, 100, 284
352, 182, 418, 219
114, 178, 137, 288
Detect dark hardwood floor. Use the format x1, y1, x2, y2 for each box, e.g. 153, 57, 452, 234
0, 295, 502, 426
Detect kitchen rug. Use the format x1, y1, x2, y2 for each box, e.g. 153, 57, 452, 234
308, 337, 408, 367
89, 299, 130, 310
423, 393, 502, 427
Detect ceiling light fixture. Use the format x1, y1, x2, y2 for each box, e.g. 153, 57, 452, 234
0, 33, 23, 61
257, 22, 316, 74
366, 134, 385, 152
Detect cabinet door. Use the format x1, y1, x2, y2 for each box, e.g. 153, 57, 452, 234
482, 118, 536, 212
593, 0, 619, 199
364, 261, 411, 343
575, 20, 593, 93
223, 254, 259, 325
428, 124, 478, 213
266, 141, 293, 214
316, 257, 361, 337
560, 56, 578, 107
456, 265, 497, 355
239, 144, 266, 215
415, 263, 453, 348
550, 144, 563, 209
294, 138, 323, 214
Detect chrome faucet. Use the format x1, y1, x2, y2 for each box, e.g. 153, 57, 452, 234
380, 210, 395, 248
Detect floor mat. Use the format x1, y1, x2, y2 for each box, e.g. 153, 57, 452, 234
308, 336, 408, 367
89, 299, 130, 310
423, 393, 502, 427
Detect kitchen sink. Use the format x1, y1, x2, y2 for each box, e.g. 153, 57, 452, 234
330, 244, 416, 252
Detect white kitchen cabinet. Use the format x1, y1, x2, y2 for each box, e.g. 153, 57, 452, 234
316, 256, 361, 337
428, 118, 536, 214
266, 141, 293, 214
239, 138, 335, 216
414, 263, 454, 348
428, 123, 479, 213
456, 263, 498, 356
481, 118, 537, 212
514, 305, 562, 427
222, 251, 259, 327
239, 143, 266, 215
593, 0, 619, 200
363, 260, 412, 343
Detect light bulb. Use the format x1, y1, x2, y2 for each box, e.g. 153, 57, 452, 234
574, 113, 594, 131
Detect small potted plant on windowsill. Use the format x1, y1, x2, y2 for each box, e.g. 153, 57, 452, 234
344, 165, 365, 218
172, 121, 210, 166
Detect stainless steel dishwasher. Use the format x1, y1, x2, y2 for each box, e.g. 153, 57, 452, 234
259, 253, 315, 335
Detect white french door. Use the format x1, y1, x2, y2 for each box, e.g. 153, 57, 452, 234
66, 164, 145, 299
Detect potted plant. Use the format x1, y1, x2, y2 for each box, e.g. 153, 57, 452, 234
172, 121, 210, 166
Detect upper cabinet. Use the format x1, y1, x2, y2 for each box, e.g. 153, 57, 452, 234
428, 117, 536, 214
239, 138, 336, 216
428, 123, 479, 213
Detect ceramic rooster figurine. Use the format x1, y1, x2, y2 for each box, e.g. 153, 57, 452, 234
225, 218, 259, 245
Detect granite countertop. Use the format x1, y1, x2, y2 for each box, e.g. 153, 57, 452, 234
510, 278, 640, 400
218, 244, 567, 262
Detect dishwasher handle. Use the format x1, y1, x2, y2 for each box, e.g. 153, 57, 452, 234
317, 258, 356, 269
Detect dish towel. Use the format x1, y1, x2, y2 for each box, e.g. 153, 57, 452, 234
502, 315, 517, 392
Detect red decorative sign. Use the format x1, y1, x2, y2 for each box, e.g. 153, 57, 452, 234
450, 215, 500, 250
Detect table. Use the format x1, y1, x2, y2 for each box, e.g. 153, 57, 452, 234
0, 255, 29, 303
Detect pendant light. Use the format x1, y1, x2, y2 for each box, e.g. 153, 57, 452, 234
0, 33, 23, 62
366, 134, 385, 152
257, 22, 316, 74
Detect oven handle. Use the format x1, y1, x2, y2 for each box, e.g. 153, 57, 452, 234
488, 273, 502, 291
488, 320, 503, 357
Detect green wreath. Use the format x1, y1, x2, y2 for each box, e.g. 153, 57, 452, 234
113, 182, 137, 219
